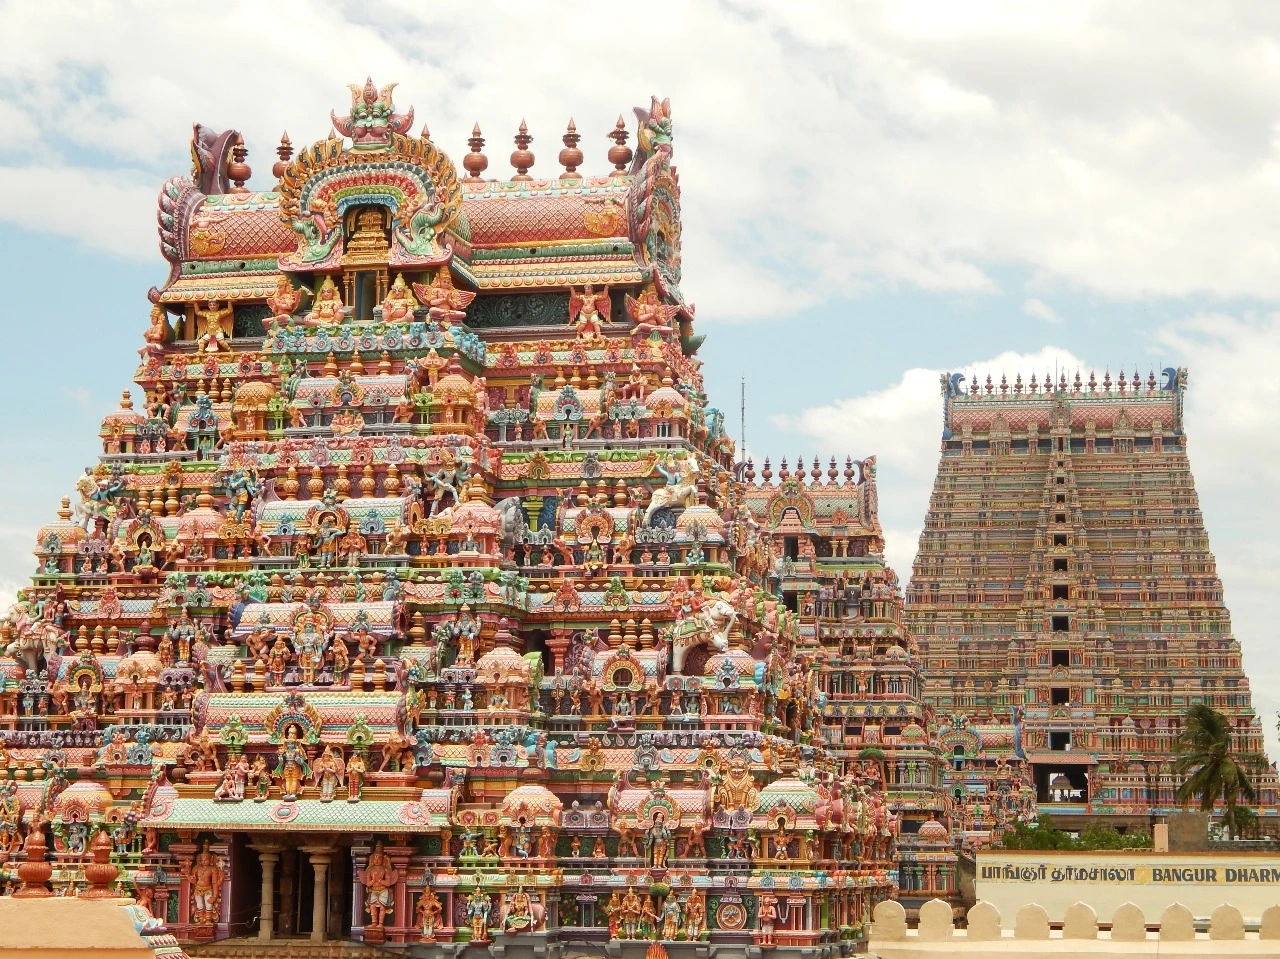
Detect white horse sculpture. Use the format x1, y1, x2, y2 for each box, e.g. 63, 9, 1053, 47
671, 598, 737, 673
494, 497, 526, 550
3, 605, 65, 673
72, 474, 110, 531
644, 454, 699, 526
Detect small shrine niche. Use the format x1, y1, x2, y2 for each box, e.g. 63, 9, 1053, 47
342, 205, 392, 320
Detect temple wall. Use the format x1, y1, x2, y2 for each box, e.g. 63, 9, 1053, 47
976, 851, 1280, 921
871, 897, 1280, 958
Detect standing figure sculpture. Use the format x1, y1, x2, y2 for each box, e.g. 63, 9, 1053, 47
645, 810, 671, 868
416, 886, 443, 940
190, 842, 224, 925
362, 842, 395, 931
312, 745, 344, 802
466, 884, 492, 942
273, 726, 311, 801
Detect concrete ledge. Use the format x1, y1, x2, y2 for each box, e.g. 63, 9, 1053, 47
0, 897, 163, 958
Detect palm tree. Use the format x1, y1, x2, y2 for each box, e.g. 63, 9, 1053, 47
1174, 703, 1267, 839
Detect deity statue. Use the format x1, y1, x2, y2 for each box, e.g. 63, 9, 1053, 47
361, 842, 395, 929
684, 888, 706, 940
619, 887, 644, 939
308, 513, 345, 570
757, 892, 778, 945
644, 453, 699, 526
659, 895, 682, 940
312, 745, 345, 802
614, 818, 640, 858
503, 885, 535, 933
195, 300, 232, 353
345, 750, 367, 802
266, 636, 291, 687
292, 617, 328, 686
212, 768, 239, 802
329, 636, 349, 685
273, 725, 311, 801
306, 276, 345, 326
250, 754, 271, 802
141, 303, 172, 355
466, 884, 492, 942
0, 783, 20, 854
265, 274, 304, 328
189, 841, 224, 925
678, 813, 708, 858
625, 288, 679, 334
380, 273, 419, 323
411, 270, 475, 324
416, 886, 443, 940
569, 284, 610, 340
223, 468, 261, 525
645, 810, 671, 868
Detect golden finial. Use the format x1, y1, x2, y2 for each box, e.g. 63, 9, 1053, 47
559, 118, 583, 180
510, 120, 534, 180
607, 115, 633, 175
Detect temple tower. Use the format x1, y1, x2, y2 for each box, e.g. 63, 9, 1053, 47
907, 369, 1277, 837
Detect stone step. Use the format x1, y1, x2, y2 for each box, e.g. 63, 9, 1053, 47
186, 938, 401, 959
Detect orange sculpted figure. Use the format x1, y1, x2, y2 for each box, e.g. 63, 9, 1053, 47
380, 273, 419, 323
306, 276, 345, 326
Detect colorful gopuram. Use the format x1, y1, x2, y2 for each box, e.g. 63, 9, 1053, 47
0, 81, 897, 953
739, 457, 956, 906
906, 370, 1278, 844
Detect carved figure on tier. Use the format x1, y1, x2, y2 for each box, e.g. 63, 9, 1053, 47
503, 884, 536, 933
274, 725, 311, 801
416, 886, 443, 940
646, 810, 671, 868
346, 751, 367, 802
569, 284, 610, 340
626, 288, 679, 334
684, 888, 707, 940
250, 755, 271, 802
678, 813, 708, 858
660, 895, 682, 940
195, 300, 232, 353
757, 893, 778, 946
362, 842, 395, 930
306, 276, 345, 326
380, 273, 419, 323
645, 453, 699, 525
466, 884, 492, 942
190, 842, 224, 925
223, 468, 260, 524
412, 270, 475, 324
619, 887, 644, 940
313, 745, 345, 801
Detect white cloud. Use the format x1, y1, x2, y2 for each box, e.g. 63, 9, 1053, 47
773, 346, 1085, 579
6, 3, 1280, 317
1023, 297, 1062, 324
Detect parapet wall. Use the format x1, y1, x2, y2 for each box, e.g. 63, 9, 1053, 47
976, 851, 1280, 922
871, 897, 1280, 958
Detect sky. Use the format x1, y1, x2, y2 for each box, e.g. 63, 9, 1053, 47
0, 0, 1277, 754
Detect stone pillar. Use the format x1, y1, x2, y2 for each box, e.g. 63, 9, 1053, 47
255, 848, 280, 940
279, 849, 296, 936
309, 850, 332, 941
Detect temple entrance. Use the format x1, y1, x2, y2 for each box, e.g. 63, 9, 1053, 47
251, 839, 350, 943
